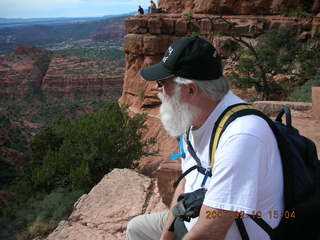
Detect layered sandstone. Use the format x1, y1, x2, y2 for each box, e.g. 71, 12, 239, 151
42, 55, 123, 101
158, 0, 320, 15
0, 45, 124, 102
0, 45, 51, 101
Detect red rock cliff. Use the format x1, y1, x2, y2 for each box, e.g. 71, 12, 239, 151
0, 45, 124, 102
158, 0, 320, 15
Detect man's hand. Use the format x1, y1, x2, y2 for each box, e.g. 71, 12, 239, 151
160, 179, 186, 240
183, 205, 237, 240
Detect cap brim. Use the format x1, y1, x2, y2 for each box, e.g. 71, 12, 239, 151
140, 63, 174, 81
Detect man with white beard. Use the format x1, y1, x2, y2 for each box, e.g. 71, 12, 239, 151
126, 36, 283, 240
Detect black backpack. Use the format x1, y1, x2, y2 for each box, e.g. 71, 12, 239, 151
214, 104, 320, 240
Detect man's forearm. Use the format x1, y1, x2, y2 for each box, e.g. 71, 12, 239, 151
160, 179, 186, 240
182, 205, 235, 240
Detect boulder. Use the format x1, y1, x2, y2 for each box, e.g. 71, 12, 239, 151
156, 160, 182, 207
46, 169, 166, 240
312, 87, 320, 120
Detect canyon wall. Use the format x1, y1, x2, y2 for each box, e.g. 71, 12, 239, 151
0, 45, 123, 102
41, 54, 123, 101
158, 0, 320, 15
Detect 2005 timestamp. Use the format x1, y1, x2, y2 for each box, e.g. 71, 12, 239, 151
205, 210, 296, 220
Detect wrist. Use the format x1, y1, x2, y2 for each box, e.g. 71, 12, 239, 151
161, 230, 176, 240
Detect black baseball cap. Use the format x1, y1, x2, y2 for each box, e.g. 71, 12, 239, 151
140, 36, 223, 81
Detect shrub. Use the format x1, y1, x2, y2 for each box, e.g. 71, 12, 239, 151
229, 28, 320, 100
0, 188, 83, 240
287, 76, 320, 102
27, 102, 155, 193
0, 157, 18, 189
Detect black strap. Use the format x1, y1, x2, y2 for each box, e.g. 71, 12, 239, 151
236, 215, 274, 240
275, 106, 292, 127
235, 218, 250, 240
214, 106, 277, 240
219, 107, 294, 209
185, 129, 212, 177
173, 166, 197, 188
173, 128, 213, 189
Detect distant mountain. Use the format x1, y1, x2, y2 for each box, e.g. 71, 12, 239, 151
0, 13, 133, 55
0, 13, 134, 28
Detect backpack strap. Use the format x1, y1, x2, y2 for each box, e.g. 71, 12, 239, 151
235, 218, 250, 240
172, 128, 212, 189
209, 103, 255, 168
211, 104, 276, 240
172, 103, 255, 188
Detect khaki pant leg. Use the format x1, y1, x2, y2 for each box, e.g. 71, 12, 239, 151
126, 210, 169, 240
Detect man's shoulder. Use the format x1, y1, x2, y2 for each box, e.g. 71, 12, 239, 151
221, 114, 274, 143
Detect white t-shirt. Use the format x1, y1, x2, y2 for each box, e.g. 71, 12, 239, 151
181, 90, 284, 239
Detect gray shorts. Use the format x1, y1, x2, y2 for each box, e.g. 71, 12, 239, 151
126, 211, 169, 240
126, 211, 188, 240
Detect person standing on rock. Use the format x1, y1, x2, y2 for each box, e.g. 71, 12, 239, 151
148, 0, 157, 13
126, 36, 283, 240
138, 5, 144, 15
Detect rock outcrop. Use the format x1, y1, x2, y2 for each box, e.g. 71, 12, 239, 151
41, 54, 123, 101
0, 45, 51, 101
158, 0, 320, 15
46, 169, 166, 240
92, 24, 126, 42
0, 45, 124, 102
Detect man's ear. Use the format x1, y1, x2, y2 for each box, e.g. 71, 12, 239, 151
187, 83, 199, 97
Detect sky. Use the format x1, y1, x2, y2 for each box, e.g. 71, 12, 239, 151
0, 0, 158, 19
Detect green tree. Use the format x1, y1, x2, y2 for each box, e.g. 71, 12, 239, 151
228, 29, 320, 100
27, 102, 155, 193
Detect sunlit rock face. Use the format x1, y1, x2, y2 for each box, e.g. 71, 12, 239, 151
158, 0, 318, 15
46, 169, 166, 240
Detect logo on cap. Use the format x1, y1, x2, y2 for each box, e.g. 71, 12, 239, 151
162, 46, 174, 63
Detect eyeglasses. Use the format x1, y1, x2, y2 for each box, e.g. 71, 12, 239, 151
156, 80, 165, 88
156, 76, 175, 88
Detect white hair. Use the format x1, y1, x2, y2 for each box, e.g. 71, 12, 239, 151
174, 76, 230, 101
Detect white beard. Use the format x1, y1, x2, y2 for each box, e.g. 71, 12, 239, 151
158, 85, 198, 137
